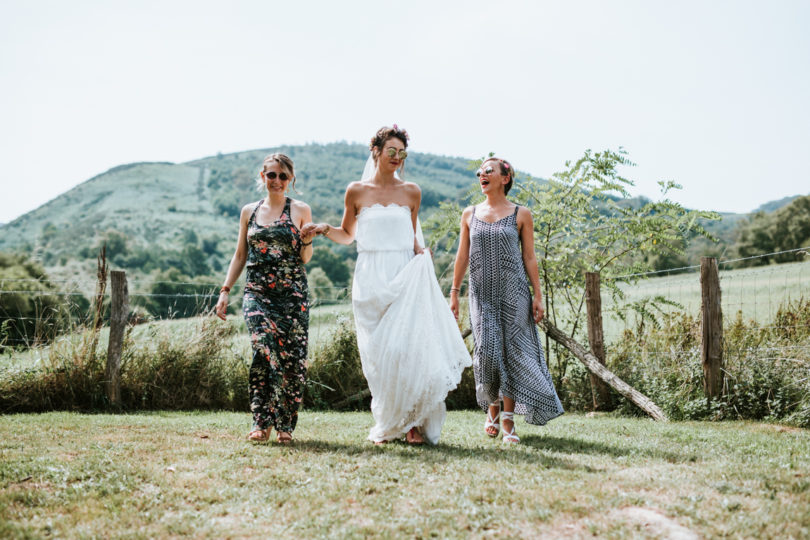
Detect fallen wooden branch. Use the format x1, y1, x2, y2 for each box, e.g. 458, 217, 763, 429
332, 389, 371, 409
329, 321, 668, 422
539, 319, 669, 422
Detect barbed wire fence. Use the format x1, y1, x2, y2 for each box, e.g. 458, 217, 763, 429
597, 247, 810, 379
2, 247, 809, 360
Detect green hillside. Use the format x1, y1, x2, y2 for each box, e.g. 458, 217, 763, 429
0, 143, 481, 287
1, 143, 805, 288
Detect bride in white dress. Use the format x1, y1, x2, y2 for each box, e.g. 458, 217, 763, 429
304, 125, 471, 445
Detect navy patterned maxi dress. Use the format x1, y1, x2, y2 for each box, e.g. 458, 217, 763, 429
243, 198, 309, 433
468, 205, 564, 425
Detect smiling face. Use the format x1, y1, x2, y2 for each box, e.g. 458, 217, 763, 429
262, 160, 292, 194
375, 136, 407, 175
477, 159, 509, 195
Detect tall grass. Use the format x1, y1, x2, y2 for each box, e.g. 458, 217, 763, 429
589, 298, 810, 427
0, 318, 247, 413
2, 296, 809, 427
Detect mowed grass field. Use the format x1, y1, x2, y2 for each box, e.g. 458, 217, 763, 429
1, 411, 808, 538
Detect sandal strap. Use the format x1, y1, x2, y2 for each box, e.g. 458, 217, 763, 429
501, 412, 519, 443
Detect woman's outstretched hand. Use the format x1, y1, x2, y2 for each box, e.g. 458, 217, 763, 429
300, 222, 317, 245
302, 222, 329, 238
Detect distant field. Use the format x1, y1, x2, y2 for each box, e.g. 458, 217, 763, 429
0, 303, 353, 373
601, 260, 810, 342
3, 261, 808, 371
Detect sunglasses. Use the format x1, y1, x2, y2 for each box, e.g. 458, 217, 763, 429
263, 171, 291, 181
475, 166, 495, 177
385, 147, 408, 160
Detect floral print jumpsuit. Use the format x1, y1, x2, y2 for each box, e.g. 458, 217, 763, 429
243, 198, 309, 433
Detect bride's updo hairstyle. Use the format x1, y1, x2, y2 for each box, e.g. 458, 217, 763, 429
369, 124, 409, 175
482, 157, 515, 195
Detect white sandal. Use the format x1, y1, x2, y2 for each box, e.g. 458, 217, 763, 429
501, 411, 520, 444
484, 402, 500, 437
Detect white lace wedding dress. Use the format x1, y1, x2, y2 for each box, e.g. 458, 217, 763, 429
352, 203, 472, 444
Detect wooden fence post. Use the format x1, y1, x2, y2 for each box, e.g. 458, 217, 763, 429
105, 270, 128, 407
585, 272, 612, 410
700, 257, 723, 400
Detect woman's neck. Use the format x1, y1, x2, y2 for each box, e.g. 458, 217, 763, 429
265, 191, 287, 205
372, 168, 398, 186
484, 192, 510, 207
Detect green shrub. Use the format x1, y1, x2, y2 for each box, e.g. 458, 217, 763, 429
304, 317, 477, 410
305, 318, 366, 410
0, 318, 247, 413
598, 299, 810, 427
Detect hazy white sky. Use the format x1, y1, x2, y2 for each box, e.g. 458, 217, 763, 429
2, 0, 809, 223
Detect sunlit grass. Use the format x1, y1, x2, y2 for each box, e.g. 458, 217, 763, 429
1, 411, 807, 538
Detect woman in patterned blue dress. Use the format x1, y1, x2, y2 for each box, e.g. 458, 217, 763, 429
450, 157, 563, 444
215, 153, 316, 444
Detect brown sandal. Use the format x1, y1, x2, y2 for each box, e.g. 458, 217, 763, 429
276, 431, 293, 444
247, 427, 271, 443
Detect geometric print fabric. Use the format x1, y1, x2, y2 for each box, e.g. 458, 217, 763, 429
468, 206, 564, 425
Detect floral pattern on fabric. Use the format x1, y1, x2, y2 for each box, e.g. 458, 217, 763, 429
243, 198, 309, 433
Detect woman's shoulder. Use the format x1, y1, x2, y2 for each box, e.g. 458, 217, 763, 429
288, 198, 311, 212
240, 200, 262, 215
515, 204, 534, 223
399, 181, 421, 196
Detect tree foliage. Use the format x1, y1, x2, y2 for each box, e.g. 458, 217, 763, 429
733, 195, 810, 266
425, 148, 719, 342
0, 252, 78, 348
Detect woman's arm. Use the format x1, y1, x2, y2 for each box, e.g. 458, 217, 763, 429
215, 204, 252, 320
307, 183, 360, 245
408, 183, 423, 255
450, 206, 473, 320
292, 200, 315, 264
517, 206, 544, 323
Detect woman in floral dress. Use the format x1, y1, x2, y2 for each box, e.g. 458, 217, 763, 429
216, 153, 316, 444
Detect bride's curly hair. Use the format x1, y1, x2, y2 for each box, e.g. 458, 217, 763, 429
369, 125, 409, 176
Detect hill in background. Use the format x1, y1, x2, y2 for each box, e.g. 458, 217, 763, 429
1, 142, 805, 287
0, 143, 480, 286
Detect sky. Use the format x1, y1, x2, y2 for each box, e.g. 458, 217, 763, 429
1, 0, 809, 224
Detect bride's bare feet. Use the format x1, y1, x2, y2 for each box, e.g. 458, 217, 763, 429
406, 426, 424, 445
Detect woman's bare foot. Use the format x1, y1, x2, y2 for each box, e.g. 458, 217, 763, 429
276, 431, 293, 444
406, 427, 424, 445
247, 427, 271, 443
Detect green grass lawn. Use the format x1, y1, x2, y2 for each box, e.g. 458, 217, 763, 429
1, 411, 807, 538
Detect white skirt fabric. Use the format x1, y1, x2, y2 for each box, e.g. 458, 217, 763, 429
352, 204, 471, 444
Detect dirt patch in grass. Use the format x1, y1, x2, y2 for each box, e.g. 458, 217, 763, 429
613, 507, 699, 539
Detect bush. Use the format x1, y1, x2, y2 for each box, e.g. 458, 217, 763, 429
0, 318, 247, 412
0, 252, 73, 350
598, 299, 810, 427
304, 317, 477, 410
305, 318, 366, 410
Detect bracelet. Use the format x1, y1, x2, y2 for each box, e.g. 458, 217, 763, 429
220, 286, 230, 294
301, 240, 312, 246
450, 288, 461, 293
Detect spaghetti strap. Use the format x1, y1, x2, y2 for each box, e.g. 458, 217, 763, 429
512, 205, 519, 217
248, 199, 264, 225
282, 197, 291, 221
